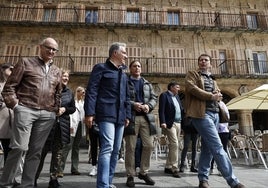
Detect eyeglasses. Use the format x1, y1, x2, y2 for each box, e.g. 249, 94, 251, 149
199, 58, 210, 62
42, 45, 59, 53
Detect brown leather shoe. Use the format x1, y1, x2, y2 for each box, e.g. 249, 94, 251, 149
199, 180, 210, 188
234, 183, 245, 188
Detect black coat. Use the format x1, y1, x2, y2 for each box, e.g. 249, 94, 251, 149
58, 85, 76, 144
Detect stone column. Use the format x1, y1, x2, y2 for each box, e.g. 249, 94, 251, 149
237, 110, 254, 136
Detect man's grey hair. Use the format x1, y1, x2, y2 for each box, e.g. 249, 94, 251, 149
109, 42, 126, 57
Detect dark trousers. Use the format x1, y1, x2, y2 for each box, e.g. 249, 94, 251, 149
0, 138, 11, 163
211, 132, 230, 169
35, 125, 62, 182
35, 139, 51, 182
89, 126, 100, 166
180, 132, 198, 167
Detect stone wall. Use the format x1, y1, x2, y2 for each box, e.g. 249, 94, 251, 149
1, 0, 268, 134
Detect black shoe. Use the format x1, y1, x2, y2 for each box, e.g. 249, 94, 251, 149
164, 168, 173, 174
13, 181, 21, 187
126, 176, 135, 187
234, 183, 246, 188
190, 166, 198, 173
48, 179, 60, 188
179, 165, 185, 173
138, 173, 155, 185
172, 170, 181, 178
71, 171, 81, 175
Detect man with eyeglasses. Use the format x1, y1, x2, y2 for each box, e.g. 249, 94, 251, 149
184, 54, 245, 188
0, 37, 62, 188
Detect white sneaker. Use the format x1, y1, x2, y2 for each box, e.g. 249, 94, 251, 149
135, 167, 140, 176
118, 158, 125, 164
89, 166, 97, 176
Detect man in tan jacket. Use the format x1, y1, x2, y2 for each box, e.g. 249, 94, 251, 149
184, 54, 245, 188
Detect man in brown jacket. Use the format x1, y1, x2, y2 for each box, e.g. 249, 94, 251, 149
0, 37, 62, 188
184, 54, 245, 188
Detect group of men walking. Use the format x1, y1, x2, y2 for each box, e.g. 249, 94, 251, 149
0, 38, 245, 188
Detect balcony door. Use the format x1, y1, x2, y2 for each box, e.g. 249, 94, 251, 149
4, 45, 23, 64
85, 8, 98, 23
126, 9, 140, 24
167, 48, 185, 74
167, 10, 180, 25
252, 52, 268, 74
219, 50, 228, 74
77, 46, 97, 72
43, 7, 56, 22
246, 13, 258, 29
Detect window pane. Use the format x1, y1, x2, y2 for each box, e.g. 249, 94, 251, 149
167, 11, 179, 25
219, 51, 227, 73
253, 53, 260, 73
253, 52, 268, 74
43, 8, 56, 22
247, 14, 258, 29
85, 9, 98, 23
257, 52, 268, 73
126, 10, 139, 24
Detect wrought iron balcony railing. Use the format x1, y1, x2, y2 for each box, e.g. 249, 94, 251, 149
0, 6, 267, 31
1, 55, 268, 78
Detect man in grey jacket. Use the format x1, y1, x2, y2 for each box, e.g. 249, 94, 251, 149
124, 60, 158, 187
0, 37, 62, 188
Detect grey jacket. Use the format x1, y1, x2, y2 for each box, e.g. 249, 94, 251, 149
124, 77, 158, 136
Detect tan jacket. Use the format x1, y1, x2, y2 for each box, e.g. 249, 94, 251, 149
1, 57, 62, 112
185, 70, 219, 118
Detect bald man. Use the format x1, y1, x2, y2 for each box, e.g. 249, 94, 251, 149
0, 37, 62, 188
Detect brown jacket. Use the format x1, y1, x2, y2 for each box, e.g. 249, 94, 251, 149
1, 57, 62, 112
185, 70, 219, 118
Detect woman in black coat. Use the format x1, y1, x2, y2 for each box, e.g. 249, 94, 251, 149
35, 69, 76, 188
49, 69, 76, 187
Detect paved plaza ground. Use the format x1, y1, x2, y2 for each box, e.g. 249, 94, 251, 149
3, 148, 264, 188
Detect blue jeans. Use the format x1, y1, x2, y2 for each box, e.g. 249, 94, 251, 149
191, 111, 240, 188
97, 121, 124, 188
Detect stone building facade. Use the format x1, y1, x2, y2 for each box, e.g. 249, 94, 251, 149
1, 0, 268, 135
